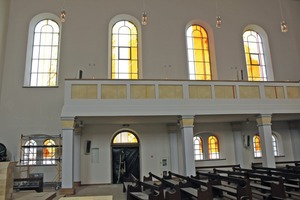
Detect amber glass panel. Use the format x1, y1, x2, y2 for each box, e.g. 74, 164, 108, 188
187, 25, 211, 80
111, 20, 138, 79
253, 135, 262, 157
43, 139, 56, 164
243, 30, 267, 81
113, 132, 138, 143
208, 136, 220, 159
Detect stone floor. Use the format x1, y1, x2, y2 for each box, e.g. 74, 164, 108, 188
13, 184, 126, 200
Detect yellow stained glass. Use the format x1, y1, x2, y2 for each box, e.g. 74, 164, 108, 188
187, 25, 211, 80
43, 139, 55, 158
113, 132, 138, 143
111, 20, 138, 79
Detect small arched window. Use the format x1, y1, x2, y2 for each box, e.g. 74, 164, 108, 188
186, 25, 212, 80
113, 131, 138, 144
193, 136, 204, 160
111, 20, 139, 79
22, 140, 37, 165
208, 135, 219, 159
272, 135, 279, 156
43, 139, 56, 164
253, 134, 262, 158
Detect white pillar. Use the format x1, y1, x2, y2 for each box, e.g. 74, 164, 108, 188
167, 124, 179, 173
256, 114, 275, 168
231, 122, 245, 168
288, 121, 300, 161
60, 118, 75, 195
180, 115, 195, 176
73, 130, 81, 186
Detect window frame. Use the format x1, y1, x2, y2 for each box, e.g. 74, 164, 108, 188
193, 135, 204, 160
243, 25, 274, 81
108, 14, 142, 79
208, 135, 220, 159
24, 13, 62, 87
185, 20, 217, 80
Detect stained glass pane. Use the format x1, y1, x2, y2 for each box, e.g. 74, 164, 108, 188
113, 132, 138, 143
186, 25, 211, 80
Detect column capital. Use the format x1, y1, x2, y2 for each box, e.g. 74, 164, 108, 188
61, 117, 76, 130
256, 114, 272, 127
231, 122, 243, 132
167, 123, 178, 133
179, 115, 194, 128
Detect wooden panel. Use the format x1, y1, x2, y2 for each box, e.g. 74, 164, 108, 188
0, 162, 16, 200
287, 86, 300, 99
265, 86, 285, 99
215, 85, 236, 99
130, 85, 155, 99
239, 86, 260, 99
159, 85, 183, 99
71, 84, 97, 99
189, 85, 212, 99
101, 84, 127, 99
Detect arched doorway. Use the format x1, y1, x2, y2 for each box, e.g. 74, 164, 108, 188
111, 130, 140, 184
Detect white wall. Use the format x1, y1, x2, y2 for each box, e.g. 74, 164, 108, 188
80, 123, 170, 184
0, 0, 299, 183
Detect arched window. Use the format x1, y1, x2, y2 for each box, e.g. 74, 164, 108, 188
43, 139, 56, 164
253, 134, 262, 157
186, 25, 211, 80
22, 140, 37, 165
113, 131, 138, 144
24, 13, 61, 87
193, 136, 204, 160
111, 20, 139, 79
243, 30, 267, 81
208, 135, 219, 159
272, 135, 279, 156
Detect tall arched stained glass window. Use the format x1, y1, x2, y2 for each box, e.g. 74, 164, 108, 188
193, 136, 204, 160
30, 19, 60, 86
111, 20, 138, 79
253, 134, 262, 157
272, 135, 278, 156
243, 30, 267, 81
186, 25, 211, 80
208, 135, 219, 159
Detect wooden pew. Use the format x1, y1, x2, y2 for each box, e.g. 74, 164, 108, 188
167, 171, 213, 200
195, 164, 240, 172
195, 171, 252, 200
13, 177, 43, 193
127, 179, 164, 200
232, 167, 299, 199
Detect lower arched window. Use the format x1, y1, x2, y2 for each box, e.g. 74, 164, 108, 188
208, 136, 220, 159
43, 139, 56, 164
193, 136, 204, 160
22, 140, 37, 165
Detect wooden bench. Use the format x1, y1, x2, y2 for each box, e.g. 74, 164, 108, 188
127, 179, 164, 200
13, 177, 43, 192
195, 171, 252, 200
166, 171, 213, 200
196, 164, 240, 172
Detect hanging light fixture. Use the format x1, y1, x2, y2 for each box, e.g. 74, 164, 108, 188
215, 0, 221, 28
278, 0, 288, 32
141, 0, 148, 26
60, 10, 66, 23
142, 11, 148, 26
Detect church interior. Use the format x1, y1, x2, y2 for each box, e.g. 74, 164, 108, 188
0, 0, 300, 199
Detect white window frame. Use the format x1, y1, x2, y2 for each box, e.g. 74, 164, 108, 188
24, 13, 62, 87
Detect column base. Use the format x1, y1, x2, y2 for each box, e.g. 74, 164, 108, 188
74, 181, 81, 187
60, 188, 76, 195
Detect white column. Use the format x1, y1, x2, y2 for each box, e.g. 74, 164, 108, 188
256, 114, 275, 168
180, 115, 195, 176
167, 124, 179, 173
231, 122, 245, 168
61, 118, 75, 195
73, 129, 81, 186
288, 121, 300, 161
